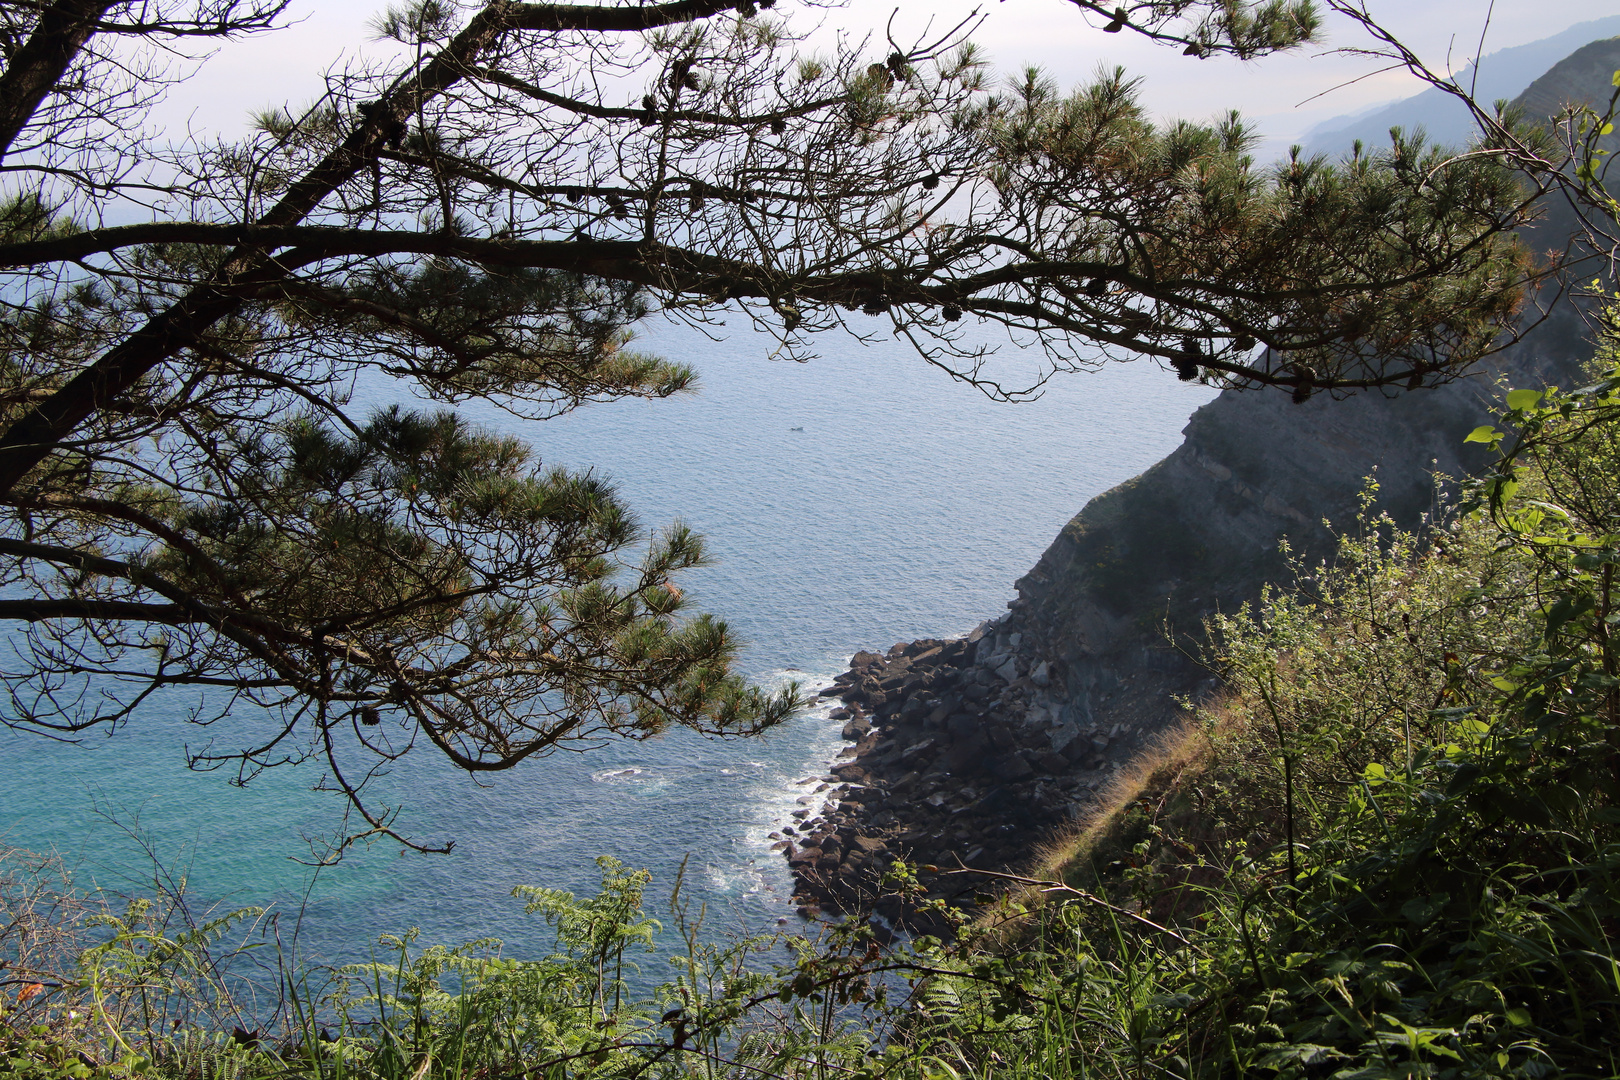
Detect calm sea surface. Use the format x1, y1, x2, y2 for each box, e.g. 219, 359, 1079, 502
1, 318, 1214, 969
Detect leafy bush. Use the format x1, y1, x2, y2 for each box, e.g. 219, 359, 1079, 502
15, 345, 1620, 1080
1025, 353, 1620, 1076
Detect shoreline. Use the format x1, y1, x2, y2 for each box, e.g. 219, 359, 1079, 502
774, 620, 1166, 932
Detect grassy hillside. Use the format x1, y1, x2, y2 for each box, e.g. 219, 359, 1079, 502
9, 345, 1620, 1080
1010, 359, 1620, 1075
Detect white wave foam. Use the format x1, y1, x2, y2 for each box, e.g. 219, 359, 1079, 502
590, 766, 655, 784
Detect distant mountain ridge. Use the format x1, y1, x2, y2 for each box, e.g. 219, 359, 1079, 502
1303, 15, 1620, 157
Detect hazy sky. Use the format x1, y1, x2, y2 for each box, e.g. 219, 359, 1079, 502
165, 0, 1620, 158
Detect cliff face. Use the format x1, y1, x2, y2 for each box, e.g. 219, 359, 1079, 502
1517, 37, 1620, 121
1006, 40, 1620, 752
1008, 329, 1580, 737
782, 39, 1620, 925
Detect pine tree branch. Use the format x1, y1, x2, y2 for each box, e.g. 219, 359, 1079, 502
0, 535, 325, 678
0, 598, 196, 623
467, 64, 842, 127
0, 0, 115, 161
505, 0, 740, 33
0, 0, 522, 494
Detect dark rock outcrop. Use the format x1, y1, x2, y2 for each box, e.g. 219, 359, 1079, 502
1007, 36, 1620, 785
784, 37, 1620, 928
783, 633, 1115, 930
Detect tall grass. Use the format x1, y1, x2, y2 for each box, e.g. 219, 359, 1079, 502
11, 359, 1620, 1079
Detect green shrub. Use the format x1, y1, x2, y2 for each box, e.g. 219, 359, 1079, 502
18, 347, 1620, 1080
1027, 355, 1620, 1077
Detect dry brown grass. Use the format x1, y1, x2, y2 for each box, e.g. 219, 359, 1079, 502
1028, 716, 1214, 884
960, 714, 1219, 946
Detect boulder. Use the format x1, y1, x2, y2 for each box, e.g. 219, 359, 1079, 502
858, 681, 888, 709
939, 733, 990, 774
1032, 750, 1070, 775
788, 846, 821, 866
1048, 724, 1081, 752
974, 785, 1013, 814
898, 738, 936, 763
993, 753, 1035, 782
878, 669, 913, 693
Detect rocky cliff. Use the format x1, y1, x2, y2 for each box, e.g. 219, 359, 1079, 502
780, 38, 1620, 927
1010, 35, 1620, 773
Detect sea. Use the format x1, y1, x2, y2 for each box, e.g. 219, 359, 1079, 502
0, 315, 1215, 976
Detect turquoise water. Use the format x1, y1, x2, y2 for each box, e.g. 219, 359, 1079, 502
0, 318, 1215, 967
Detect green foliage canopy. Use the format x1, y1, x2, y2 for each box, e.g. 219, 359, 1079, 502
0, 0, 1550, 846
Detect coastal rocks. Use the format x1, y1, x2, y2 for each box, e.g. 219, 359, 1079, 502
781, 40, 1619, 934
781, 630, 1145, 930
783, 333, 1600, 934
998, 56, 1619, 809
